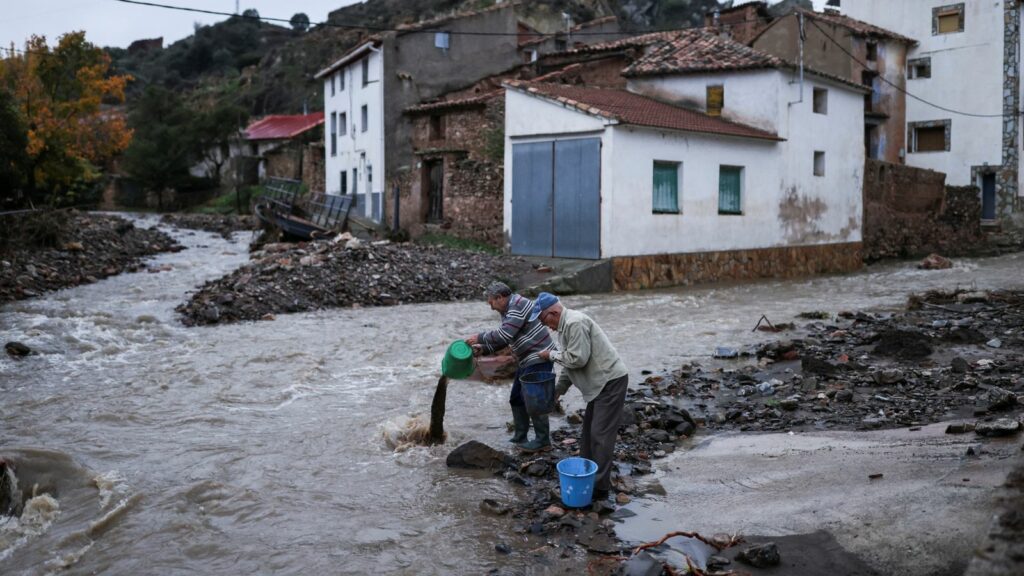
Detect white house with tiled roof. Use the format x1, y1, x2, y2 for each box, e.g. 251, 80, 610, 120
502, 30, 869, 289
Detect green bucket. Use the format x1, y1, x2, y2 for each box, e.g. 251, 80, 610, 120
441, 340, 476, 379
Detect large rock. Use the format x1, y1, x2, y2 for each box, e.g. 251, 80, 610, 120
976, 419, 1022, 437
737, 542, 781, 568
446, 441, 513, 470
919, 253, 953, 270
4, 342, 31, 357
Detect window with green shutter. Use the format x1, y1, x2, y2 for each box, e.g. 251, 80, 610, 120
718, 166, 743, 215
653, 161, 679, 214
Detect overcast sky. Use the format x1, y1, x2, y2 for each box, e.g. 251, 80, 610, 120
1, 0, 829, 51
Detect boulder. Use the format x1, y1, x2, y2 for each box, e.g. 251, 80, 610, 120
446, 441, 514, 470
4, 342, 32, 357
976, 418, 1022, 437
737, 542, 781, 568
918, 253, 952, 270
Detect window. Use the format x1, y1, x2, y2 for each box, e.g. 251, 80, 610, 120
652, 162, 680, 214
340, 170, 348, 194
862, 70, 878, 112
367, 165, 372, 184
933, 3, 964, 35
352, 168, 358, 195
813, 88, 828, 114
330, 112, 337, 156
706, 85, 724, 117
814, 151, 825, 176
718, 166, 743, 215
434, 31, 450, 50
429, 114, 445, 140
865, 41, 877, 62
908, 57, 931, 79
339, 70, 345, 91
339, 112, 347, 136
554, 39, 567, 51
361, 105, 368, 133
330, 75, 335, 96
362, 57, 370, 86
910, 121, 950, 152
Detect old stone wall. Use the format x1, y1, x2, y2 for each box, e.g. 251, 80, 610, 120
862, 159, 985, 260
612, 242, 864, 291
304, 143, 326, 193
264, 146, 303, 180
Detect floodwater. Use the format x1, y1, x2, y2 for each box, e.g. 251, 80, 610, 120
1, 217, 1022, 575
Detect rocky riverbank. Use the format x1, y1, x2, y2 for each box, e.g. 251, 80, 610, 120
158, 213, 258, 240
451, 288, 1024, 575
0, 211, 181, 304
177, 237, 534, 326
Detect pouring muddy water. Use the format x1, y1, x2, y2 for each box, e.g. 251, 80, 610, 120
2, 218, 1024, 574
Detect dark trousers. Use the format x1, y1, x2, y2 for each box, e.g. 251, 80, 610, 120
509, 361, 554, 406
581, 374, 628, 492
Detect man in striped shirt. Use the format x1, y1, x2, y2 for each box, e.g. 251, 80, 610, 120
465, 282, 555, 452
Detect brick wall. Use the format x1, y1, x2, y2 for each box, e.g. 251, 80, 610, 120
862, 159, 984, 260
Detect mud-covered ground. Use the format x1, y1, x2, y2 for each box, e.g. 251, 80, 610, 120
177, 237, 535, 326
454, 288, 1024, 575
0, 212, 180, 304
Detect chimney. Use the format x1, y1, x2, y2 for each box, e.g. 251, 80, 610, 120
825, 0, 841, 14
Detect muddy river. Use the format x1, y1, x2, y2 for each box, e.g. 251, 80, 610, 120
2, 217, 1022, 575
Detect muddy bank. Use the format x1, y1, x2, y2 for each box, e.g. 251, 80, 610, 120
0, 212, 181, 304
176, 238, 533, 326
964, 454, 1024, 576
158, 213, 258, 240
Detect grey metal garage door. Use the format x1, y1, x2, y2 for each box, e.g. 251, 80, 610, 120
511, 138, 600, 259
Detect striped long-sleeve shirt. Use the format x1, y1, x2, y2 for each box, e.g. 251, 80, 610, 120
477, 294, 555, 368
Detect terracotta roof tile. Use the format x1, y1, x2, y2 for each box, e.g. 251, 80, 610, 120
504, 81, 782, 142
406, 90, 502, 114
244, 113, 324, 141
548, 30, 682, 56
623, 29, 786, 77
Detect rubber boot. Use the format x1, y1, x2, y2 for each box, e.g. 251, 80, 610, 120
518, 413, 552, 453
510, 405, 530, 445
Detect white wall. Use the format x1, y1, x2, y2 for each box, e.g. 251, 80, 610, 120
844, 0, 1007, 186
323, 47, 385, 218
504, 73, 864, 258
628, 70, 784, 134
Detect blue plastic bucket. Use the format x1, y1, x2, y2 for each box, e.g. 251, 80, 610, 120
557, 457, 598, 508
519, 371, 556, 416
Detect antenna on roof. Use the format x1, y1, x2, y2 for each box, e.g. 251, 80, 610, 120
825, 0, 841, 14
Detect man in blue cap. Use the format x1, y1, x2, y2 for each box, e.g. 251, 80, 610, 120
533, 292, 628, 501
465, 282, 555, 452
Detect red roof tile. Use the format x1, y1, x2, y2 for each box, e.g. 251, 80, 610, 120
244, 113, 324, 141
623, 29, 786, 77
504, 81, 782, 142
406, 90, 502, 114
550, 30, 682, 56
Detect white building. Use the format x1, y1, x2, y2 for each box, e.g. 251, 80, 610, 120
315, 41, 385, 221
503, 31, 868, 289
843, 0, 1021, 222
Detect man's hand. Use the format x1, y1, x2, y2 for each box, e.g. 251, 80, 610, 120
538, 350, 551, 361
464, 334, 479, 346
471, 344, 483, 357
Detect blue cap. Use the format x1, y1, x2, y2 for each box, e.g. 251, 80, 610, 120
528, 292, 559, 322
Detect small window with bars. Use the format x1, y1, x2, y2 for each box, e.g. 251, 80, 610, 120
652, 161, 680, 214
908, 58, 931, 79
718, 166, 743, 215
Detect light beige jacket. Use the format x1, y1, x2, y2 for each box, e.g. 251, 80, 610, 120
551, 308, 628, 403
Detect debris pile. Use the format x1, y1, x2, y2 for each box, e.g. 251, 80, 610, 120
0, 212, 181, 304
177, 237, 532, 326
641, 289, 1024, 434
159, 213, 257, 240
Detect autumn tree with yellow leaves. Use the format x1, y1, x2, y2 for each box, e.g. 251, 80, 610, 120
0, 32, 132, 206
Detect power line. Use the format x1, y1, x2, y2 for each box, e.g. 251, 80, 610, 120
807, 17, 1010, 118
114, 0, 656, 37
